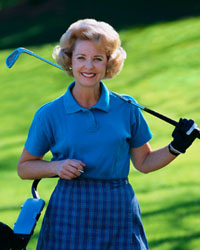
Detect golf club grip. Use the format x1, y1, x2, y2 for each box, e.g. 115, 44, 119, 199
144, 107, 200, 139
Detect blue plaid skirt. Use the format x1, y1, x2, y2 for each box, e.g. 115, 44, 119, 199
37, 178, 149, 250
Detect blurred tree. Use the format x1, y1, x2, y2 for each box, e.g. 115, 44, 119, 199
0, 0, 21, 10
29, 0, 46, 5
0, 0, 200, 50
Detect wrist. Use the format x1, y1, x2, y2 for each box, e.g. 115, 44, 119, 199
168, 144, 182, 156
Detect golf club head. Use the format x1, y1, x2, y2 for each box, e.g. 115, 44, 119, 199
6, 48, 34, 68
6, 47, 63, 70
6, 48, 21, 68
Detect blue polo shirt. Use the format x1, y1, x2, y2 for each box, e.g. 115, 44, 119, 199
25, 81, 152, 179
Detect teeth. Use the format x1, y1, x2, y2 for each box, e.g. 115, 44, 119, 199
82, 73, 95, 77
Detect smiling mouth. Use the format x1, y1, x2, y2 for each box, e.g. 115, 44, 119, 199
81, 73, 96, 78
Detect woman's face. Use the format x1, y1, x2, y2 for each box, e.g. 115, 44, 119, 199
71, 39, 107, 88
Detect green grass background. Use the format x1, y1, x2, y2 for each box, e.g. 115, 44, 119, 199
0, 16, 200, 249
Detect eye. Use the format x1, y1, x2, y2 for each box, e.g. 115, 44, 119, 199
77, 56, 85, 60
94, 57, 103, 61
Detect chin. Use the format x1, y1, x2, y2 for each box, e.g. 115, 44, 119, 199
79, 79, 101, 87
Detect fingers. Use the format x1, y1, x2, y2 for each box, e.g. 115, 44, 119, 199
178, 118, 200, 136
178, 118, 195, 134
68, 159, 86, 169
57, 159, 86, 180
171, 118, 199, 154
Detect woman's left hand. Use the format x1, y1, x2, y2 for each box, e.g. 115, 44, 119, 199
170, 118, 199, 154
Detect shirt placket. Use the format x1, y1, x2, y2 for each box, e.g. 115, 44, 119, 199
87, 110, 99, 132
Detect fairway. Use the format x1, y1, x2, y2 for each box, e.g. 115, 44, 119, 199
0, 16, 200, 249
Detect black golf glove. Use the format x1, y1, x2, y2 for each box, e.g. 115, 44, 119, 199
169, 118, 198, 155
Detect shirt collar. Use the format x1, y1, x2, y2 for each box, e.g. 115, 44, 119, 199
63, 81, 110, 114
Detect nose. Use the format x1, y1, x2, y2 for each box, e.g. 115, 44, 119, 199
85, 59, 93, 69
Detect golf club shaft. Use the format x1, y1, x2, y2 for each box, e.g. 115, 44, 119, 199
26, 51, 63, 70
112, 92, 200, 139
6, 48, 200, 138
112, 91, 178, 125
137, 106, 200, 139
143, 106, 178, 126
145, 107, 200, 138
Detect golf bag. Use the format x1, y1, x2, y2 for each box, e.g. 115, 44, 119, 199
0, 179, 45, 250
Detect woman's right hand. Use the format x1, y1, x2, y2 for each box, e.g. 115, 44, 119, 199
57, 159, 86, 180
18, 148, 86, 180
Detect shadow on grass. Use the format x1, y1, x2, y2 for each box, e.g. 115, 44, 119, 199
143, 199, 200, 249
142, 199, 200, 218
133, 180, 200, 194
149, 231, 200, 249
0, 157, 19, 172
0, 205, 21, 212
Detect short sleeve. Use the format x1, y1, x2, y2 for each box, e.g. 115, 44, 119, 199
25, 109, 52, 157
129, 101, 153, 148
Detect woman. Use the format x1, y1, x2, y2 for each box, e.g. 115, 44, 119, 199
18, 19, 197, 249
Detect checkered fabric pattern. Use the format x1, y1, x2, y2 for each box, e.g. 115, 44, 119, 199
37, 178, 149, 250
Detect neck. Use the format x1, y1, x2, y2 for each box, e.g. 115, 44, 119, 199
72, 83, 101, 109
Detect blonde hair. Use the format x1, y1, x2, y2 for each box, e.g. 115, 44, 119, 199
52, 18, 126, 79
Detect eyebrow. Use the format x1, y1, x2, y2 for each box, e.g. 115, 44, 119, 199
75, 53, 85, 56
75, 53, 105, 58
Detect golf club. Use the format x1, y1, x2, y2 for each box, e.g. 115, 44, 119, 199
112, 91, 200, 139
5, 48, 200, 139
6, 47, 63, 70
